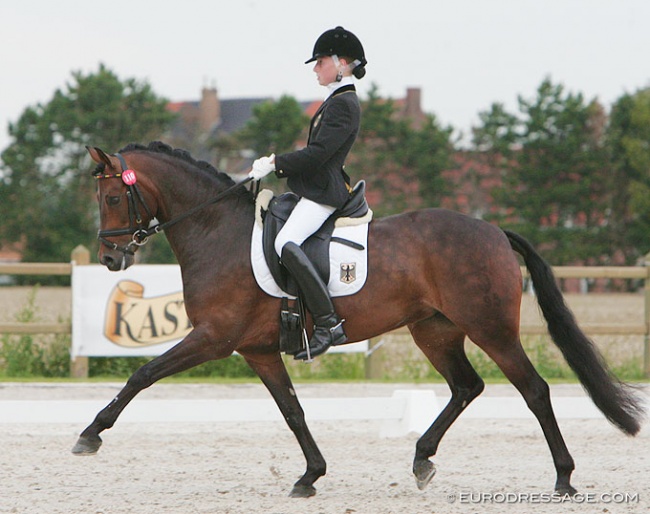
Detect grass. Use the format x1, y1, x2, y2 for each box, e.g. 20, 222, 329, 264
0, 288, 646, 382
0, 286, 70, 378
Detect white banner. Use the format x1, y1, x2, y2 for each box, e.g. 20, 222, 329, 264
71, 264, 367, 357
72, 265, 187, 357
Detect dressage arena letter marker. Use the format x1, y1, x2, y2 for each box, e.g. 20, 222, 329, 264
104, 280, 191, 347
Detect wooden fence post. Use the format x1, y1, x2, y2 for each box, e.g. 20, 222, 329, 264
70, 245, 90, 379
365, 337, 383, 379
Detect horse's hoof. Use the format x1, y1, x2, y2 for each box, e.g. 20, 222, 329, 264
289, 484, 317, 498
555, 484, 578, 497
413, 459, 436, 490
71, 435, 102, 455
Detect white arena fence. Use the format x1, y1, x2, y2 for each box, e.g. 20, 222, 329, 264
2, 388, 639, 437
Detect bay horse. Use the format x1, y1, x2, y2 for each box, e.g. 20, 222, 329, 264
73, 141, 644, 498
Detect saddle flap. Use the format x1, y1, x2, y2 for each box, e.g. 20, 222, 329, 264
261, 194, 298, 293
259, 182, 371, 296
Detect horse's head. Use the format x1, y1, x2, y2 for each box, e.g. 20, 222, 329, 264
88, 146, 158, 271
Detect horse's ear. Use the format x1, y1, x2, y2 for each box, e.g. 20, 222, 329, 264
86, 146, 117, 168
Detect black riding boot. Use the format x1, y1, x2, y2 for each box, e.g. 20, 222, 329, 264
280, 242, 347, 360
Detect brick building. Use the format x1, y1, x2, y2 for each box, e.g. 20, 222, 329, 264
164, 85, 427, 175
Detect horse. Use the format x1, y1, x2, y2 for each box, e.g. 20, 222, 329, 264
73, 141, 644, 498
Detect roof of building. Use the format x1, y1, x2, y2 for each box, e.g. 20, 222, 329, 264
168, 95, 321, 138
217, 97, 271, 134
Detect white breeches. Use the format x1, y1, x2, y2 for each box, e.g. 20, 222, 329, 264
274, 197, 336, 257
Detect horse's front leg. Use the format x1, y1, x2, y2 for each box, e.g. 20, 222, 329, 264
243, 352, 326, 498
72, 326, 226, 455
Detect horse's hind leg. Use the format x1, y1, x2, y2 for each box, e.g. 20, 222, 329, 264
243, 352, 326, 498
480, 338, 577, 495
408, 318, 485, 490
72, 326, 225, 455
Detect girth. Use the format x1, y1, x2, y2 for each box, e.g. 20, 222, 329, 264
261, 181, 369, 296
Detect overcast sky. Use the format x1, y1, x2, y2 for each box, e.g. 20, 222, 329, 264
1, 0, 649, 153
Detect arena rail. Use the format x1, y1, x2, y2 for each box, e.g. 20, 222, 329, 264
0, 246, 649, 377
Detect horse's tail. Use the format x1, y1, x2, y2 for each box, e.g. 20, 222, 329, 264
505, 229, 645, 436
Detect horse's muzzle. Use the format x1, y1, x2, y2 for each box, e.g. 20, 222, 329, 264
100, 251, 134, 271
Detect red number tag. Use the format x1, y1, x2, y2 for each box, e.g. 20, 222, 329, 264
122, 169, 137, 185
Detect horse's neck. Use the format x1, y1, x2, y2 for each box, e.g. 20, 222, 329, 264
157, 174, 254, 273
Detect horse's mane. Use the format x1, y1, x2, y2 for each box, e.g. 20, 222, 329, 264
93, 141, 253, 202
119, 141, 232, 182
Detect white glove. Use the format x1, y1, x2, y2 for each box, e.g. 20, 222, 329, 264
248, 154, 276, 180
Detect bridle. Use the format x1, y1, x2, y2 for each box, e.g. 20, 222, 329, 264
94, 153, 253, 257
95, 153, 157, 256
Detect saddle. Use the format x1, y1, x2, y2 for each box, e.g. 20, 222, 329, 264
261, 181, 369, 297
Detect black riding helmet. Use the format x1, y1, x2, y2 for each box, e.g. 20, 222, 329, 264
305, 26, 367, 79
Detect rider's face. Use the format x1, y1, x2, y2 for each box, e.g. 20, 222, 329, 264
313, 56, 339, 86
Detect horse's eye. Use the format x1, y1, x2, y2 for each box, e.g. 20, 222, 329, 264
107, 196, 121, 206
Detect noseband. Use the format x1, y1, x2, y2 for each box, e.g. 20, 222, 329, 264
95, 153, 253, 257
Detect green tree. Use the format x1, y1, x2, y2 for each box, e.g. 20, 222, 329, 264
607, 87, 650, 261
0, 64, 174, 267
474, 78, 610, 264
213, 94, 309, 188
212, 85, 453, 215
472, 102, 519, 152
233, 95, 309, 156
349, 84, 454, 215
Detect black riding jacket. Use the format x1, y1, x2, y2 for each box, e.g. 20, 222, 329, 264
274, 84, 360, 209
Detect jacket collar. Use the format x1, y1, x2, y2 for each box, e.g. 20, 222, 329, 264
326, 76, 355, 96
310, 84, 357, 127
329, 84, 356, 98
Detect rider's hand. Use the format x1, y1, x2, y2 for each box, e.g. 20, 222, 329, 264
248, 154, 276, 180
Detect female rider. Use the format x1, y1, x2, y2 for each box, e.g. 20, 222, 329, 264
248, 26, 367, 360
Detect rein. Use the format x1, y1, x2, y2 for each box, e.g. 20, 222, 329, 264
95, 153, 253, 255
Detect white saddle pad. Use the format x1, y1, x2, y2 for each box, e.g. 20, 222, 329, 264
250, 190, 370, 299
